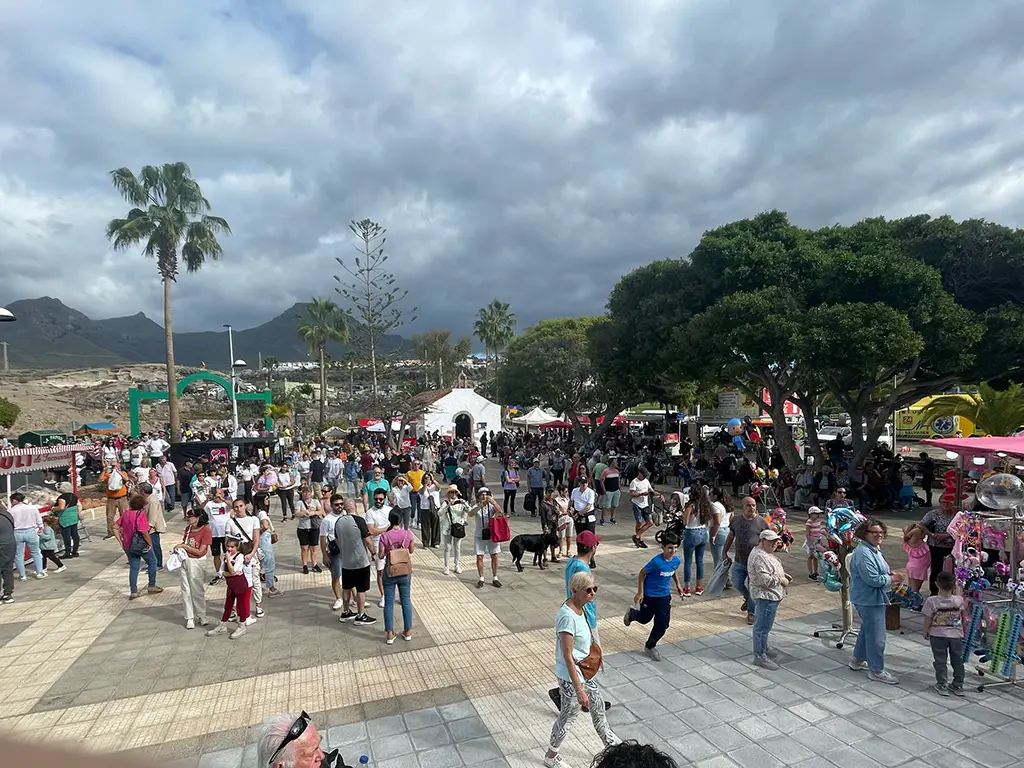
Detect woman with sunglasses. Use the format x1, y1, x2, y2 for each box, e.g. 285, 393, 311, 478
848, 518, 903, 685
544, 570, 618, 768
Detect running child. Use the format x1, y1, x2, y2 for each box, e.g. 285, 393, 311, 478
623, 529, 683, 661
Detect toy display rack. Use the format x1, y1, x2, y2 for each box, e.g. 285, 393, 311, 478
973, 504, 1023, 694
813, 542, 857, 649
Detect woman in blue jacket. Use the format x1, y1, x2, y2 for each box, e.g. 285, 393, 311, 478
848, 518, 903, 685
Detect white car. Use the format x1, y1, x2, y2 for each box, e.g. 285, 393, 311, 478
816, 424, 893, 450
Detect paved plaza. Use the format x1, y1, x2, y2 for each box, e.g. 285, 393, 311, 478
1, 469, 1023, 767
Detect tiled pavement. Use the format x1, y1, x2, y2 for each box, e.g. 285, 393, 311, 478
1, 468, 1023, 767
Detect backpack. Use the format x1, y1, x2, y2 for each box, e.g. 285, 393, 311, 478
383, 530, 413, 577
107, 470, 124, 492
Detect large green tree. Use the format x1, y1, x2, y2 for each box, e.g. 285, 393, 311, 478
295, 298, 349, 429
107, 162, 230, 441
607, 211, 1024, 470
498, 317, 632, 439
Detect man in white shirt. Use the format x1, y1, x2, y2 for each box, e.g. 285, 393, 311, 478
320, 495, 344, 610
204, 488, 231, 582
149, 435, 170, 460
364, 487, 392, 608
628, 467, 662, 549
326, 452, 344, 490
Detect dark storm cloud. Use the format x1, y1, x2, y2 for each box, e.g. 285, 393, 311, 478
2, 0, 1024, 343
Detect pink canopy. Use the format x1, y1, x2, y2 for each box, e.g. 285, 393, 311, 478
921, 435, 1024, 458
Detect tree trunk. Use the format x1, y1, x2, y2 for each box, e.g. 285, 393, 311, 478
318, 346, 327, 428
163, 277, 181, 441
348, 363, 354, 397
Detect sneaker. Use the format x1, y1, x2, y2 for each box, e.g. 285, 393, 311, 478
255, 607, 265, 618
386, 633, 396, 645
35, 571, 47, 579
809, 573, 819, 581
71, 552, 80, 558
934, 682, 950, 697
632, 535, 643, 549
209, 575, 222, 586
378, 596, 385, 608
19, 576, 26, 582
949, 685, 965, 697
354, 613, 378, 626
303, 565, 309, 575
623, 607, 634, 627
848, 658, 869, 672
638, 539, 649, 548
455, 565, 463, 574
268, 587, 281, 596
476, 579, 484, 589
128, 592, 140, 601
338, 611, 356, 622
694, 587, 704, 596
312, 564, 323, 573
229, 625, 247, 639
402, 632, 412, 641
740, 601, 748, 613
103, 534, 115, 540
147, 586, 163, 595
206, 622, 228, 636
492, 578, 502, 588
185, 619, 195, 630
681, 586, 691, 597
543, 754, 571, 768
332, 599, 344, 611
443, 567, 450, 576
644, 646, 662, 662
199, 618, 210, 626
244, 617, 257, 626
867, 669, 900, 685
54, 565, 67, 573
765, 647, 780, 660
746, 614, 755, 625
1, 596, 14, 604
610, 519, 616, 524
754, 654, 780, 670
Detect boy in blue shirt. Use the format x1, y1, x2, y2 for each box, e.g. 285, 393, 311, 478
547, 531, 613, 711
623, 530, 683, 661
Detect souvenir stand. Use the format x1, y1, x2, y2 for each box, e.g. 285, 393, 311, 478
922, 436, 1024, 694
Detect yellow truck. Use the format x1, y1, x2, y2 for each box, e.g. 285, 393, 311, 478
895, 395, 982, 440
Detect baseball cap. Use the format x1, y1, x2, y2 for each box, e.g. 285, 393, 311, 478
759, 530, 781, 541
576, 531, 601, 547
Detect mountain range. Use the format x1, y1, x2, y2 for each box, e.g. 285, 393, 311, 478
0, 297, 411, 369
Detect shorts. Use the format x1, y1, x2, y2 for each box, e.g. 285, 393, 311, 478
475, 539, 501, 556
211, 536, 226, 557
558, 528, 570, 541
632, 503, 652, 524
341, 566, 371, 593
605, 490, 621, 512
329, 555, 343, 580
296, 528, 317, 547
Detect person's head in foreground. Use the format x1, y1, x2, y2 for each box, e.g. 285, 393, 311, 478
258, 712, 325, 768
591, 740, 679, 767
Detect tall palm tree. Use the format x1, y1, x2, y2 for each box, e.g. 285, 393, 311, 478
919, 383, 1024, 437
262, 356, 280, 390
106, 162, 230, 441
473, 300, 517, 383
296, 298, 349, 428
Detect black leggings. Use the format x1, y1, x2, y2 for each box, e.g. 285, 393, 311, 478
503, 489, 517, 515
42, 549, 64, 569
60, 524, 80, 555
929, 545, 953, 596
277, 488, 296, 518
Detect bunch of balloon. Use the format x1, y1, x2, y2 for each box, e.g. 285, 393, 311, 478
812, 506, 866, 649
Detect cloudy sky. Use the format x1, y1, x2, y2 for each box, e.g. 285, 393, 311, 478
2, 1, 1024, 340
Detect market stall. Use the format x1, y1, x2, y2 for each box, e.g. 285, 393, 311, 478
0, 443, 97, 497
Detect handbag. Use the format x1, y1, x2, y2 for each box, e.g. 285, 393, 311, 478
577, 623, 603, 680
165, 551, 183, 572
447, 507, 466, 539
384, 531, 413, 577
127, 511, 148, 557
524, 493, 536, 513
489, 515, 511, 544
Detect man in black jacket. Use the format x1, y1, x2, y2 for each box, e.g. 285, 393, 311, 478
0, 505, 15, 603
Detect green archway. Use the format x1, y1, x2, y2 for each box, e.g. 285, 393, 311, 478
128, 371, 273, 438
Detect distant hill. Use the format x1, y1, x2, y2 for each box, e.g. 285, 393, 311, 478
0, 297, 412, 368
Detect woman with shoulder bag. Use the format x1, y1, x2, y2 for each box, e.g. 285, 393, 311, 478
379, 509, 415, 645
544, 570, 618, 768
438, 484, 470, 575
469, 487, 505, 589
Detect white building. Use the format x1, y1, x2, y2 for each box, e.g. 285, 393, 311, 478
411, 388, 502, 440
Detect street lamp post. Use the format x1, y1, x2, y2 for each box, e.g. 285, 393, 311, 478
224, 324, 240, 434
0, 307, 15, 374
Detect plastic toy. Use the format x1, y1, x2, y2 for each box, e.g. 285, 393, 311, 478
727, 417, 746, 452
963, 604, 984, 661
889, 582, 924, 611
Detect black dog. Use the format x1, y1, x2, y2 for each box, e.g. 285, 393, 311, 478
510, 532, 559, 571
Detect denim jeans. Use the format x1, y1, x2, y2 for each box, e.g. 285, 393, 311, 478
150, 532, 163, 568
410, 492, 421, 523
164, 483, 176, 511
259, 531, 276, 589
128, 547, 158, 594
710, 529, 728, 568
853, 603, 887, 672
752, 598, 780, 655
14, 529, 43, 577
180, 486, 192, 512
682, 528, 709, 585
383, 572, 413, 633
731, 561, 753, 617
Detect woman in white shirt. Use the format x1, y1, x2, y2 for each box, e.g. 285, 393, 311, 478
389, 476, 413, 530
710, 487, 733, 572
276, 463, 297, 521
294, 487, 323, 575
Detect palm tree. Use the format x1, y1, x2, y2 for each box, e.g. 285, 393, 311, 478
919, 383, 1024, 437
473, 300, 517, 382
106, 162, 230, 441
263, 356, 279, 390
296, 298, 349, 429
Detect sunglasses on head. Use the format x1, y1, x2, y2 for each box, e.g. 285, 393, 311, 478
267, 711, 310, 765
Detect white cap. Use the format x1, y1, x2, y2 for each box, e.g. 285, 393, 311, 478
759, 529, 781, 541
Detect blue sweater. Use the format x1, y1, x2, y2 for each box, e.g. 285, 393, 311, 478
849, 541, 891, 606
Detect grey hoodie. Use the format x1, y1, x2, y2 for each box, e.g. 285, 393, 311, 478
0, 509, 15, 560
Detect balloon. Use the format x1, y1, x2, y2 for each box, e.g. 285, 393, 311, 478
976, 473, 1024, 510
727, 417, 743, 435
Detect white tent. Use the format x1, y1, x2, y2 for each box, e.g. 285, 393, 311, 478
320, 426, 346, 438
512, 406, 556, 427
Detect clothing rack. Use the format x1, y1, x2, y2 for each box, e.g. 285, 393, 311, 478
973, 503, 1023, 694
